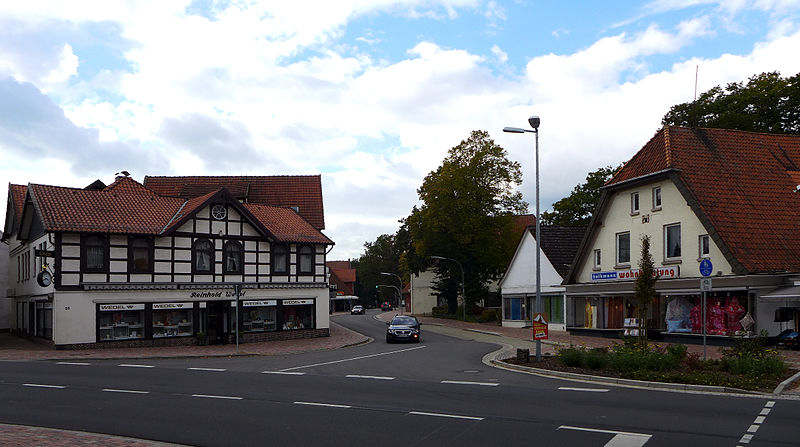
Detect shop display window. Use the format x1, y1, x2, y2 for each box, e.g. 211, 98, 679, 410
243, 306, 277, 332
153, 307, 193, 338
98, 307, 145, 341
283, 304, 314, 330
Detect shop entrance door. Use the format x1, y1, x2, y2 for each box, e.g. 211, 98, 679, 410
206, 302, 228, 345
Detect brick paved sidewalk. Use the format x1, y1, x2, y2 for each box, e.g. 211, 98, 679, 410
0, 424, 187, 447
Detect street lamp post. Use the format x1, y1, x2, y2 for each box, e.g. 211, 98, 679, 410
380, 272, 404, 313
504, 116, 542, 361
430, 256, 466, 322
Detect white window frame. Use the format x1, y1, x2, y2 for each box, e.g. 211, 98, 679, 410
652, 186, 662, 210
593, 249, 601, 269
616, 232, 631, 266
664, 223, 681, 261
630, 192, 640, 215
699, 234, 710, 258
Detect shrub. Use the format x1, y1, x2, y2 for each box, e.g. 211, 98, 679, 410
585, 348, 608, 370
558, 346, 585, 367
479, 309, 497, 322
666, 343, 687, 360
431, 306, 448, 318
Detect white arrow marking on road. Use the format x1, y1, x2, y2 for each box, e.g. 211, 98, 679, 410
192, 394, 243, 400
441, 380, 499, 387
188, 367, 226, 372
558, 387, 610, 392
23, 383, 65, 389
346, 374, 395, 380
294, 401, 352, 409
118, 364, 155, 368
558, 425, 652, 447
409, 411, 483, 421
278, 345, 427, 371
102, 389, 150, 394
56, 362, 90, 366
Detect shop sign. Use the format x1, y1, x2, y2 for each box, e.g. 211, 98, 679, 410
188, 290, 247, 299
591, 266, 680, 282
533, 313, 548, 340
35, 249, 55, 258
99, 303, 145, 311
283, 299, 313, 306
153, 302, 193, 310
242, 300, 277, 307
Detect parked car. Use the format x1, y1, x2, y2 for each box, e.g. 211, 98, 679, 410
386, 315, 421, 343
350, 305, 365, 315
777, 329, 799, 349
381, 302, 393, 311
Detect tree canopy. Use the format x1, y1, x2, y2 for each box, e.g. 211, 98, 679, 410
540, 165, 620, 226
353, 232, 406, 306
662, 71, 800, 134
405, 130, 527, 313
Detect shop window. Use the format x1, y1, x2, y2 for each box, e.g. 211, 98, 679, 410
652, 186, 662, 210
35, 302, 53, 339
699, 234, 710, 258
242, 301, 277, 332
98, 304, 145, 341
129, 237, 153, 273
193, 238, 214, 273
665, 223, 681, 260
616, 232, 630, 265
298, 245, 313, 274
273, 244, 288, 274
544, 296, 564, 324
82, 234, 108, 272
593, 249, 601, 269
223, 241, 243, 274
282, 300, 314, 329
152, 303, 193, 338
630, 192, 639, 214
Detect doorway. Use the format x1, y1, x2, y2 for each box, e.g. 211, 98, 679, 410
206, 302, 228, 345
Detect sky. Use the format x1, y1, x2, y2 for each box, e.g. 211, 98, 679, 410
2, 0, 800, 261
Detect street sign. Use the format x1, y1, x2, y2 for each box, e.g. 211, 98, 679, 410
699, 258, 713, 277
700, 278, 712, 291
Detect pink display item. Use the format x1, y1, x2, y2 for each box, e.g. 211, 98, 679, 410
724, 296, 746, 334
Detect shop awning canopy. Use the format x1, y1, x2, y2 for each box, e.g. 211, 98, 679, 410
761, 286, 800, 299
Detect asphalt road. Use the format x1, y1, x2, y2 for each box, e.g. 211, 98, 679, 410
1, 309, 798, 446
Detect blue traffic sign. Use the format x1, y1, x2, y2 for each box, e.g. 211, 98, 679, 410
699, 258, 713, 277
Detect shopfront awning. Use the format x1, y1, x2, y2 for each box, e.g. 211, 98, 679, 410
761, 286, 800, 300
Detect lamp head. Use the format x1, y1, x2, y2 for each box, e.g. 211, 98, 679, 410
528, 116, 540, 129
503, 127, 526, 134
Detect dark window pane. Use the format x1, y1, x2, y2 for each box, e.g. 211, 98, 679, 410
224, 241, 243, 274
273, 245, 287, 273
299, 246, 313, 273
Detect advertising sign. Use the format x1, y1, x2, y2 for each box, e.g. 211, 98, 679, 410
591, 266, 680, 282
532, 313, 549, 340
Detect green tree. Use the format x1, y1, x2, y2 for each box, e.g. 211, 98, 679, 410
662, 71, 800, 134
354, 233, 405, 307
632, 235, 659, 347
406, 130, 527, 315
540, 165, 620, 226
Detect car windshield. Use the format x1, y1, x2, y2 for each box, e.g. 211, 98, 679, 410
353, 306, 362, 309
391, 317, 416, 326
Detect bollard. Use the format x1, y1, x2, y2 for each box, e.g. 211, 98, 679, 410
516, 348, 530, 363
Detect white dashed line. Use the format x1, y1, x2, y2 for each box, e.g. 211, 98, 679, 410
441, 380, 499, 387
262, 371, 306, 375
765, 401, 775, 408
346, 374, 395, 380
759, 408, 771, 416
747, 424, 759, 433
409, 411, 483, 421
558, 386, 609, 392
188, 367, 226, 372
102, 389, 150, 394
56, 362, 90, 366
191, 394, 243, 400
754, 416, 765, 424
23, 383, 65, 389
739, 434, 754, 444
294, 401, 352, 409
118, 364, 155, 368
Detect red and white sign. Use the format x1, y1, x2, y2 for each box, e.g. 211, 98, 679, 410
533, 313, 549, 340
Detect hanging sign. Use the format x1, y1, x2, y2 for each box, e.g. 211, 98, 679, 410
532, 313, 549, 340
35, 249, 55, 258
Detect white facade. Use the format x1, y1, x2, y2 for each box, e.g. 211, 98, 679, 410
0, 232, 10, 330
410, 270, 438, 315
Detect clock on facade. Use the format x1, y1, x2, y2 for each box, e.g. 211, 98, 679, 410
211, 204, 227, 220
37, 270, 53, 287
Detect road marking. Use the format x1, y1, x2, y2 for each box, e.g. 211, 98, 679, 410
754, 416, 765, 424
765, 401, 775, 408
262, 371, 306, 375
441, 380, 499, 387
294, 401, 352, 409
409, 411, 483, 421
188, 367, 226, 372
192, 394, 243, 400
278, 345, 427, 371
739, 434, 753, 444
747, 425, 759, 433
118, 364, 155, 368
759, 408, 771, 416
558, 425, 651, 447
558, 386, 610, 392
102, 389, 150, 394
23, 383, 65, 389
56, 362, 90, 366
346, 374, 395, 380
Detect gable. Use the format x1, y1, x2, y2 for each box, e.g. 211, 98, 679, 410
500, 230, 567, 294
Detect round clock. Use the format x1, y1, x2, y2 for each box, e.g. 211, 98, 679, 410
211, 204, 227, 220
37, 270, 53, 287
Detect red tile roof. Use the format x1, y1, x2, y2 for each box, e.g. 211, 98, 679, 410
608, 126, 800, 274
143, 175, 325, 229
243, 202, 332, 245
